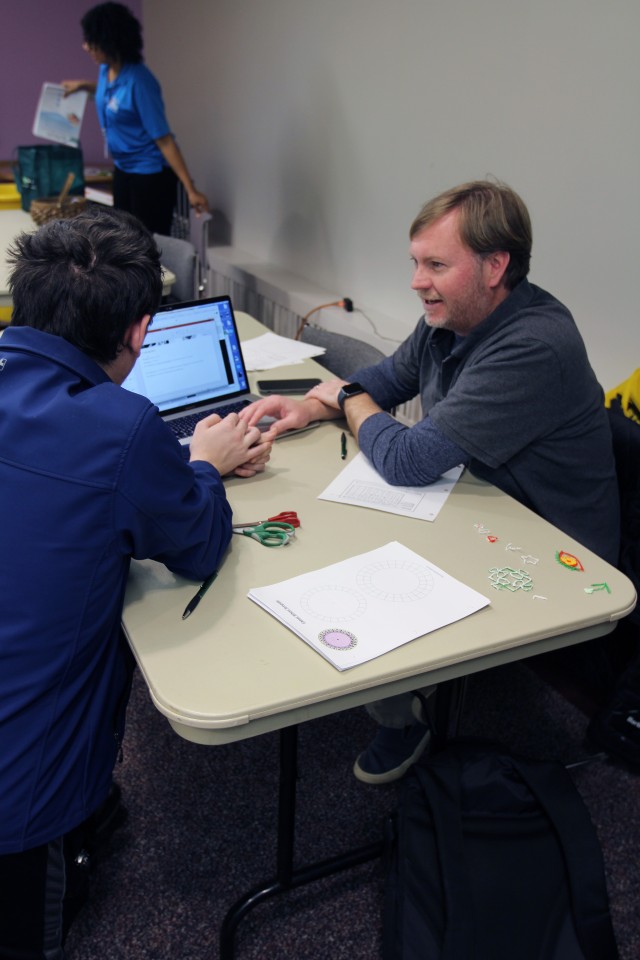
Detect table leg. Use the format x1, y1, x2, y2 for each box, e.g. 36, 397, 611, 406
219, 724, 383, 959
219, 679, 469, 956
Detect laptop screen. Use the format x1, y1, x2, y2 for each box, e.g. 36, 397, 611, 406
121, 297, 251, 414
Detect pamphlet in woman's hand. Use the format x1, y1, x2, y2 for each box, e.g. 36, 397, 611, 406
33, 84, 88, 148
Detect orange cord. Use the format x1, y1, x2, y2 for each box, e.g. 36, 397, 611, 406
293, 300, 346, 340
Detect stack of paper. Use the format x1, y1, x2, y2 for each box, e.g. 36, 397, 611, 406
249, 541, 490, 670
242, 332, 326, 371
84, 186, 114, 206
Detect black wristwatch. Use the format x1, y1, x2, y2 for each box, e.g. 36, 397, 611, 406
337, 382, 366, 411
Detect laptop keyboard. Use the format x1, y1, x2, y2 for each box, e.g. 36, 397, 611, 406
168, 400, 251, 440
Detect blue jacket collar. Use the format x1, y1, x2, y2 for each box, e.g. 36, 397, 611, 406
0, 326, 111, 386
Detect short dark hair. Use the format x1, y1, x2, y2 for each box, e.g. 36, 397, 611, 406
8, 207, 162, 365
81, 2, 143, 64
410, 180, 532, 290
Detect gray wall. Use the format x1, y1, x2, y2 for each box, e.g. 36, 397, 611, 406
146, 0, 639, 390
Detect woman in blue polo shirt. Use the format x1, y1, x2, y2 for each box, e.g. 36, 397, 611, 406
63, 2, 208, 235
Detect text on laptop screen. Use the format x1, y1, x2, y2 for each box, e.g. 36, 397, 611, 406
121, 299, 249, 413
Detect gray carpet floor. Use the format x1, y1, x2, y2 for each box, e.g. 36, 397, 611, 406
65, 654, 640, 960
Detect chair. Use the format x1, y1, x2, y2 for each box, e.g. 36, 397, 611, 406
299, 325, 385, 379
608, 400, 640, 623
188, 209, 214, 297
584, 400, 640, 764
153, 233, 198, 303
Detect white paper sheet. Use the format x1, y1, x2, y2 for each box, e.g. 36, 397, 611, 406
248, 541, 490, 670
318, 452, 463, 522
241, 332, 326, 371
32, 83, 88, 147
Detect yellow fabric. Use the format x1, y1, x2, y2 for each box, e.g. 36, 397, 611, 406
605, 368, 640, 424
0, 183, 21, 210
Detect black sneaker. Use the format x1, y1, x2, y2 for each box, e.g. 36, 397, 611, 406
588, 701, 640, 769
353, 722, 431, 784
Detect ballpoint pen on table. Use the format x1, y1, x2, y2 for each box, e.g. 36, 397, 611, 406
182, 571, 218, 620
341, 431, 347, 460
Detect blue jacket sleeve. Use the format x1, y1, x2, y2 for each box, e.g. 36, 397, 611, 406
114, 407, 233, 580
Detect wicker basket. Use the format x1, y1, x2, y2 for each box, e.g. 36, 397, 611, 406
30, 194, 88, 226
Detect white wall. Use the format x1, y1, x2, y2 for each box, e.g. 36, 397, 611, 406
145, 0, 640, 389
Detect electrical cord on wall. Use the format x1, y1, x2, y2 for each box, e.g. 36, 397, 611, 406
294, 298, 354, 340
294, 296, 401, 345
351, 307, 402, 344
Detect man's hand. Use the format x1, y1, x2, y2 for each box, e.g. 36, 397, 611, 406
239, 390, 342, 440
304, 378, 346, 410
238, 395, 313, 439
189, 412, 271, 477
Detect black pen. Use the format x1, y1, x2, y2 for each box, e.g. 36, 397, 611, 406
182, 571, 218, 620
341, 431, 347, 460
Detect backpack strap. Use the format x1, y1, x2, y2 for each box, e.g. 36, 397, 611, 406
412, 758, 477, 958
506, 755, 619, 960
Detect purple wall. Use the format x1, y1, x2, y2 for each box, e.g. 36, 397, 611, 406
0, 0, 143, 164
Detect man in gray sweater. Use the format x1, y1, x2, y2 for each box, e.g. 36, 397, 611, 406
241, 179, 620, 783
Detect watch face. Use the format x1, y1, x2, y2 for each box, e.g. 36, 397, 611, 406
338, 382, 365, 410
343, 383, 363, 397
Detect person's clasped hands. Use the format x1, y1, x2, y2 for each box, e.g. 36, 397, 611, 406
189, 411, 272, 478
239, 379, 347, 441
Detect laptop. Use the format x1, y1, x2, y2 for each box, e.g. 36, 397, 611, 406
122, 295, 271, 445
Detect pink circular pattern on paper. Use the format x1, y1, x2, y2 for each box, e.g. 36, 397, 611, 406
318, 629, 358, 651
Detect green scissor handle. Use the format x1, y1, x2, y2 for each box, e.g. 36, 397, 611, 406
240, 521, 295, 547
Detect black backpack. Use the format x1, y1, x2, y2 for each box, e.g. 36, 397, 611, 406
383, 740, 619, 960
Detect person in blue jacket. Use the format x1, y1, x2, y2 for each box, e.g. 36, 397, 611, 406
63, 2, 208, 235
240, 179, 620, 785
0, 207, 271, 958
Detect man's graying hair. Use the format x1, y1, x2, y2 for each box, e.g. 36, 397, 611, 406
410, 180, 532, 290
8, 207, 162, 365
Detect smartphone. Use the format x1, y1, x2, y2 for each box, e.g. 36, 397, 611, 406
257, 378, 322, 395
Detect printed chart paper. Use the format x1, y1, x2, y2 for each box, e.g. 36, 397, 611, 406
319, 452, 463, 522
248, 541, 490, 670
33, 83, 88, 147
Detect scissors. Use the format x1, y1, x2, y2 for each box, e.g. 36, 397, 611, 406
265, 511, 300, 528
233, 511, 300, 528
232, 520, 296, 547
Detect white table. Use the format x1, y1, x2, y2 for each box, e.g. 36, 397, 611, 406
0, 210, 35, 308
0, 208, 175, 308
122, 312, 636, 956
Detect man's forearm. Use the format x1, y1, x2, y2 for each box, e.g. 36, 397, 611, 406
342, 392, 382, 439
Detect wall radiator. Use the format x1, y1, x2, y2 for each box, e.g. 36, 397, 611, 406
206, 250, 421, 425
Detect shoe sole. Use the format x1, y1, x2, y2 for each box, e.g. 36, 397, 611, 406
353, 728, 431, 785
